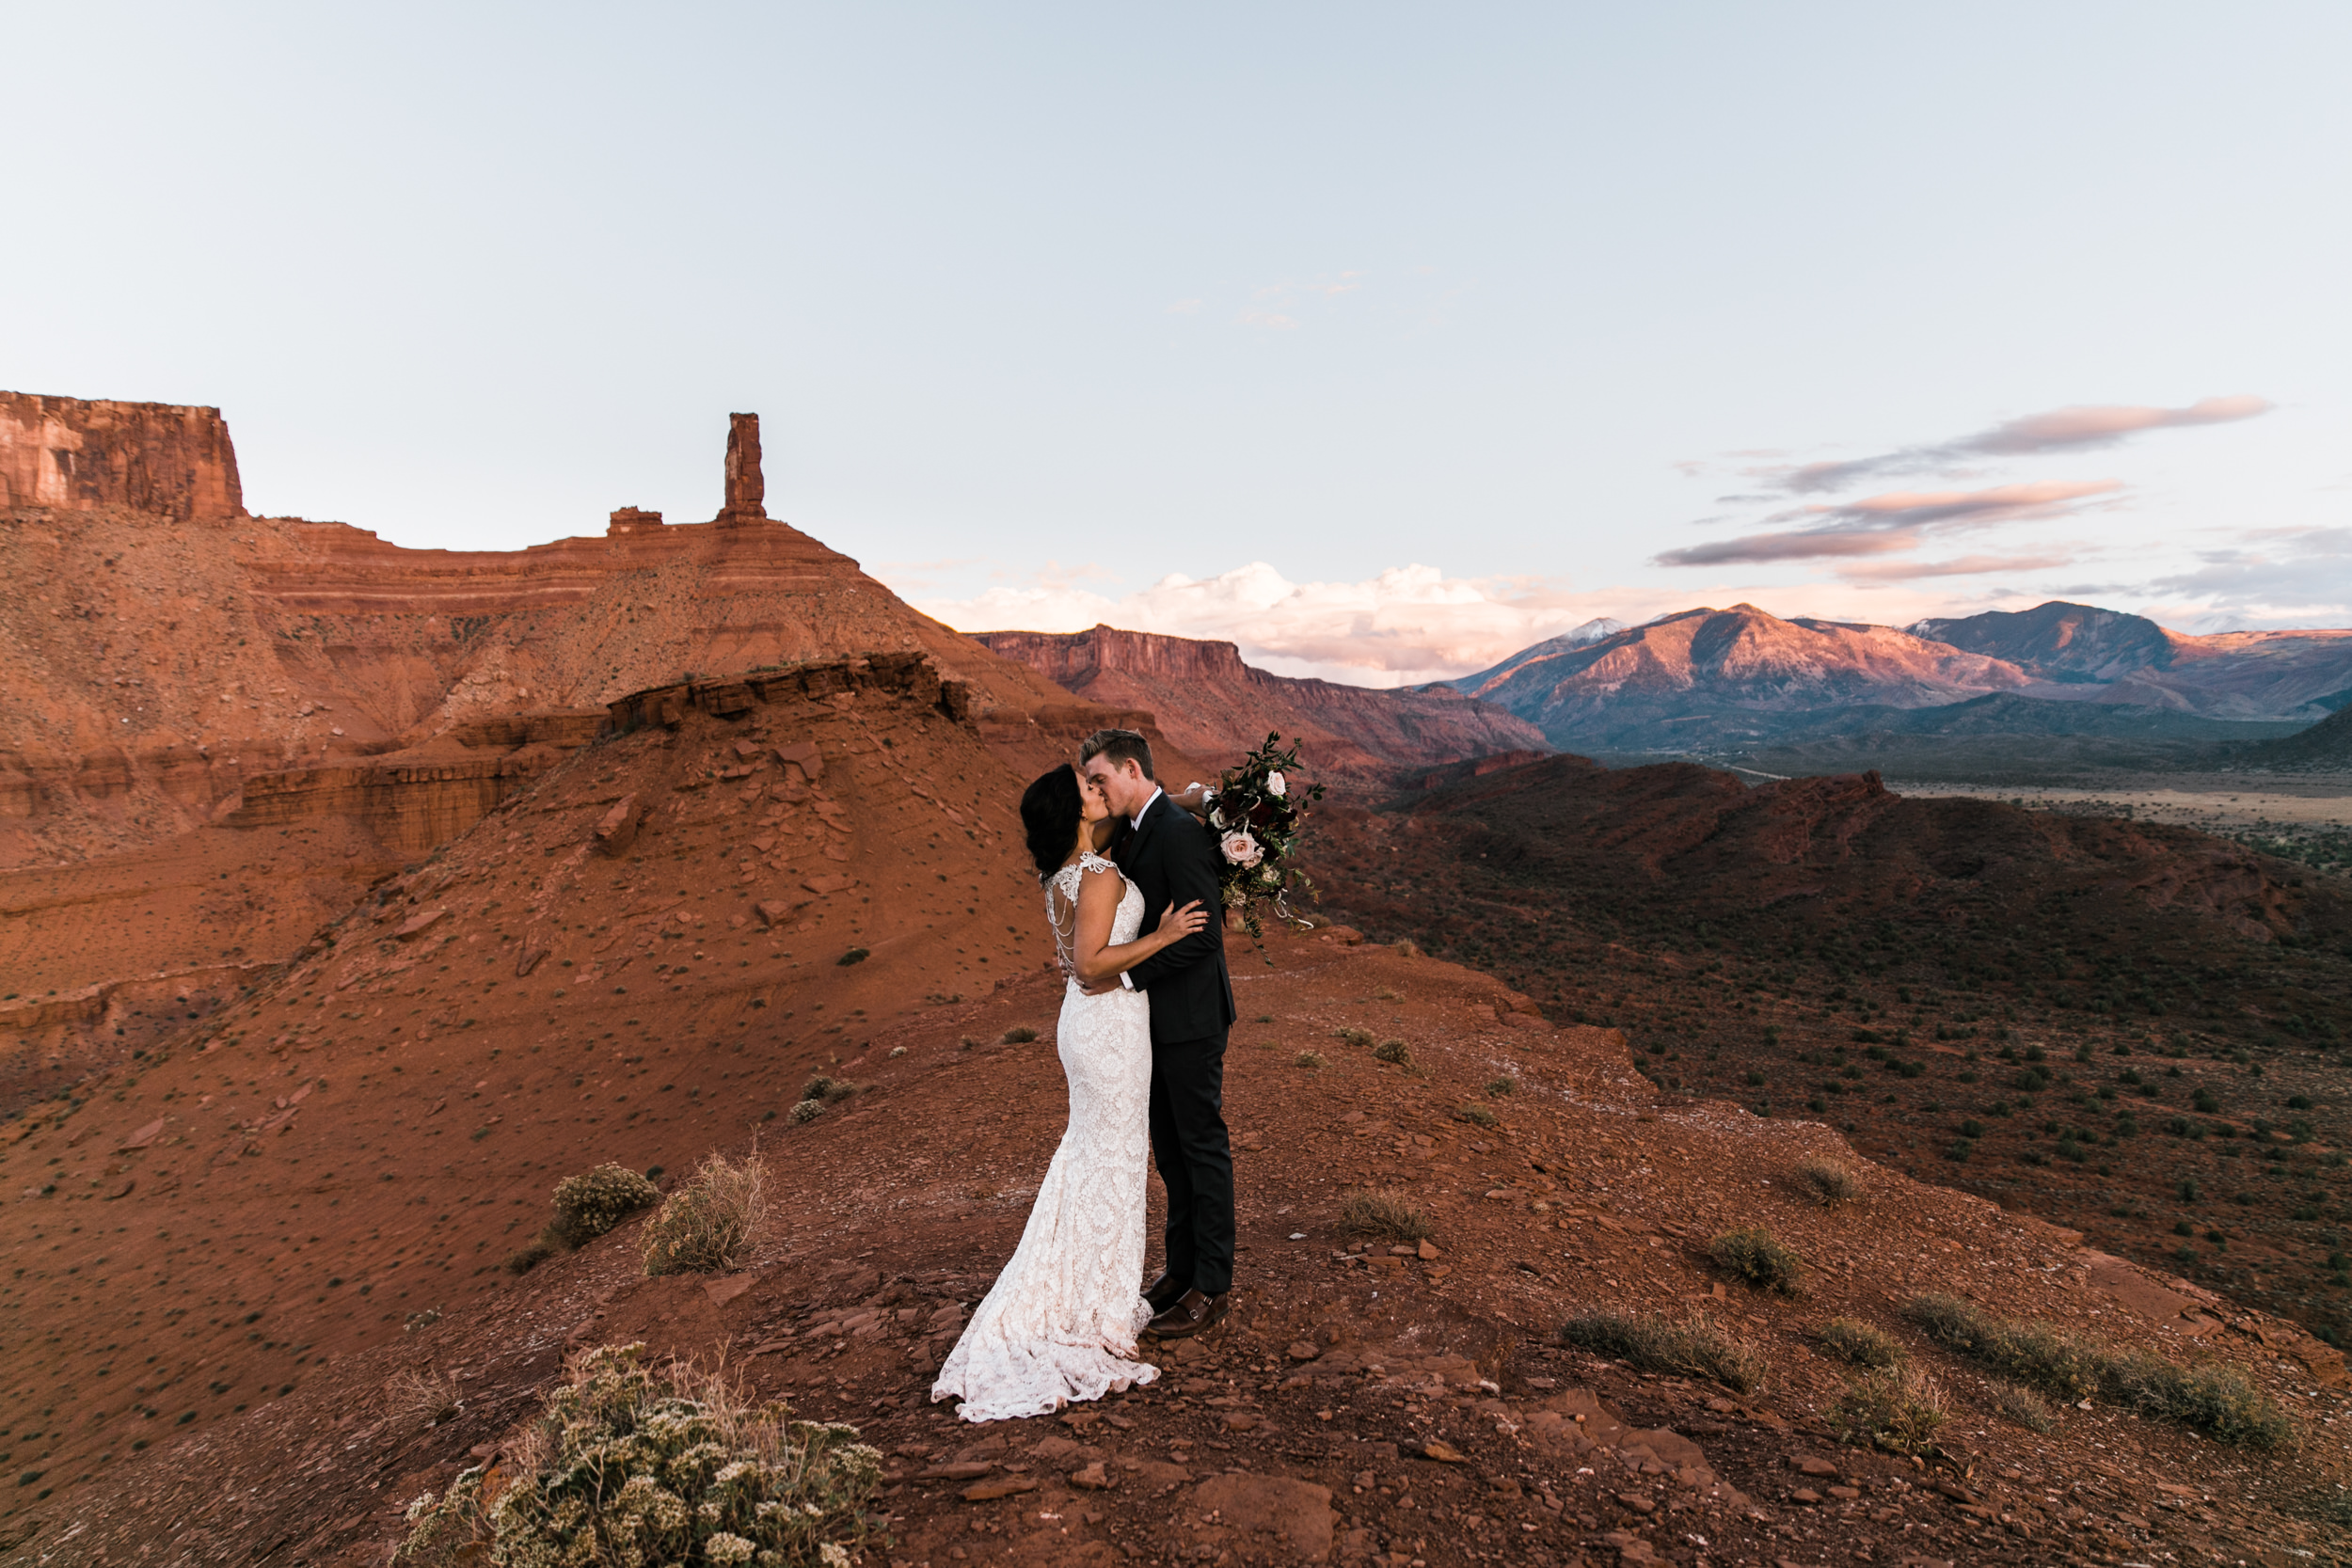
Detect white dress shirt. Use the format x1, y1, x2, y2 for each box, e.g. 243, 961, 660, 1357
1118, 785, 1165, 990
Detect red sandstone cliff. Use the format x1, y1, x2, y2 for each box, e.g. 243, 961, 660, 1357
0, 391, 245, 520
971, 624, 1550, 781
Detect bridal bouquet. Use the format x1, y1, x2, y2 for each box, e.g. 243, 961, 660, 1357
1205, 733, 1324, 938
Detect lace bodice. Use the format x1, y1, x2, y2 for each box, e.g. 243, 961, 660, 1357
1047, 850, 1145, 980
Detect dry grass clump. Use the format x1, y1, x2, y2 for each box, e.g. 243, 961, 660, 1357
1798, 1158, 1864, 1207
1337, 1188, 1434, 1243
385, 1366, 463, 1433
642, 1150, 768, 1276
1995, 1383, 2057, 1433
1335, 1026, 1375, 1048
393, 1342, 881, 1568
1294, 1051, 1327, 1069
1373, 1038, 1413, 1066
1000, 1025, 1039, 1044
1815, 1317, 1906, 1370
1560, 1309, 1767, 1394
506, 1162, 662, 1274
1902, 1293, 2291, 1448
1710, 1227, 1806, 1295
1831, 1365, 1948, 1456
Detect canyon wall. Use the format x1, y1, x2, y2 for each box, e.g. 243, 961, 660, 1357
0, 391, 245, 520
972, 623, 1550, 783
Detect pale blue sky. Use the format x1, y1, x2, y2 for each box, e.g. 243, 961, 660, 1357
7, 4, 2348, 682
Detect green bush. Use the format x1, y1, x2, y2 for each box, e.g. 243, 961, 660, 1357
642, 1151, 768, 1276
1373, 1038, 1413, 1066
1815, 1317, 1905, 1369
549, 1164, 663, 1249
1560, 1310, 1767, 1394
1902, 1293, 2292, 1448
1831, 1365, 1947, 1456
393, 1342, 880, 1567
1710, 1227, 1805, 1295
1338, 1188, 1434, 1243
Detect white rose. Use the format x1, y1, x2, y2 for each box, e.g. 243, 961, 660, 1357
1266, 770, 1287, 799
1219, 830, 1263, 868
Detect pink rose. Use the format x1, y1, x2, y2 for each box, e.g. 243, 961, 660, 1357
1219, 830, 1263, 868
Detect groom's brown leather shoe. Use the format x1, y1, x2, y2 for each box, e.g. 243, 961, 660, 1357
1143, 1271, 1187, 1313
1145, 1289, 1228, 1340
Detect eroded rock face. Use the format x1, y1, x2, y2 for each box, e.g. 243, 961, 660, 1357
0, 391, 244, 521
972, 625, 1549, 783
719, 411, 767, 523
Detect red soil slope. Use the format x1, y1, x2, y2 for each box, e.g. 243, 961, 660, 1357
973, 625, 1549, 784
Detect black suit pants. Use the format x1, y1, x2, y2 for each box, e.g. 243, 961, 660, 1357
1149, 1027, 1234, 1296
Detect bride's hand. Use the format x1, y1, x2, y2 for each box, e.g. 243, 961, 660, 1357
1159, 898, 1210, 944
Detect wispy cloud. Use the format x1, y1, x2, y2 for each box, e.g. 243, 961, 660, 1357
1655, 480, 2120, 566
1776, 395, 2269, 494
1832, 551, 2078, 583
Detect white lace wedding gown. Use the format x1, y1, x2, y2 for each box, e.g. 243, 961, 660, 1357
930, 850, 1159, 1421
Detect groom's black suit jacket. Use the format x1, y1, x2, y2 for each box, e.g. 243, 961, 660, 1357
1116, 791, 1237, 1045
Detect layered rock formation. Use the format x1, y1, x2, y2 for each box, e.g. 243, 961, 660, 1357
0, 391, 245, 520
972, 624, 1548, 782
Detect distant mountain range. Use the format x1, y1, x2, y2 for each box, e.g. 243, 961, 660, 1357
1445, 601, 2352, 752
969, 624, 1548, 781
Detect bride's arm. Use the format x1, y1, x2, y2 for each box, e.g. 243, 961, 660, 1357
1066, 865, 1209, 987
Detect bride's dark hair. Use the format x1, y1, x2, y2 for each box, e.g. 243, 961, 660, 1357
1020, 764, 1085, 882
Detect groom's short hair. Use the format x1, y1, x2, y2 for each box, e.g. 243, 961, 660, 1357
1080, 728, 1154, 780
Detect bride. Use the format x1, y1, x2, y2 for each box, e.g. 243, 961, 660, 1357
930, 763, 1210, 1422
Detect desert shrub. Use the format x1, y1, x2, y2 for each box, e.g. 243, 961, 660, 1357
1559, 1310, 1767, 1394
393, 1342, 880, 1568
1995, 1383, 2056, 1433
1799, 1159, 1863, 1207
788, 1099, 824, 1125
549, 1163, 663, 1249
385, 1366, 463, 1433
1338, 1188, 1434, 1243
1336, 1026, 1375, 1047
642, 1151, 768, 1276
1000, 1026, 1038, 1044
1710, 1227, 1806, 1295
1831, 1365, 1948, 1456
1902, 1293, 2291, 1448
799, 1074, 857, 1104
1373, 1038, 1413, 1066
1485, 1076, 1516, 1097
1391, 938, 1424, 958
503, 1238, 561, 1275
1294, 1051, 1327, 1069
1455, 1103, 1498, 1128
1815, 1317, 1905, 1370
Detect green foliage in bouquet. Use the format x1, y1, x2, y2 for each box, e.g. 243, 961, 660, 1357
1208, 733, 1326, 938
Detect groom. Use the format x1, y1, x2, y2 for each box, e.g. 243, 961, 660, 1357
1080, 728, 1238, 1339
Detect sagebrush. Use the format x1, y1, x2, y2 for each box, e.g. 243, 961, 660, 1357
642, 1150, 768, 1276
1832, 1365, 1948, 1456
393, 1342, 880, 1567
507, 1161, 661, 1274
1902, 1293, 2291, 1448
1798, 1159, 1863, 1207
1560, 1309, 1767, 1394
1711, 1227, 1805, 1295
1338, 1188, 1433, 1243
1373, 1038, 1412, 1066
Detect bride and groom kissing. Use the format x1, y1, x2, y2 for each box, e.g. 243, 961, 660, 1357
930, 728, 1240, 1424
